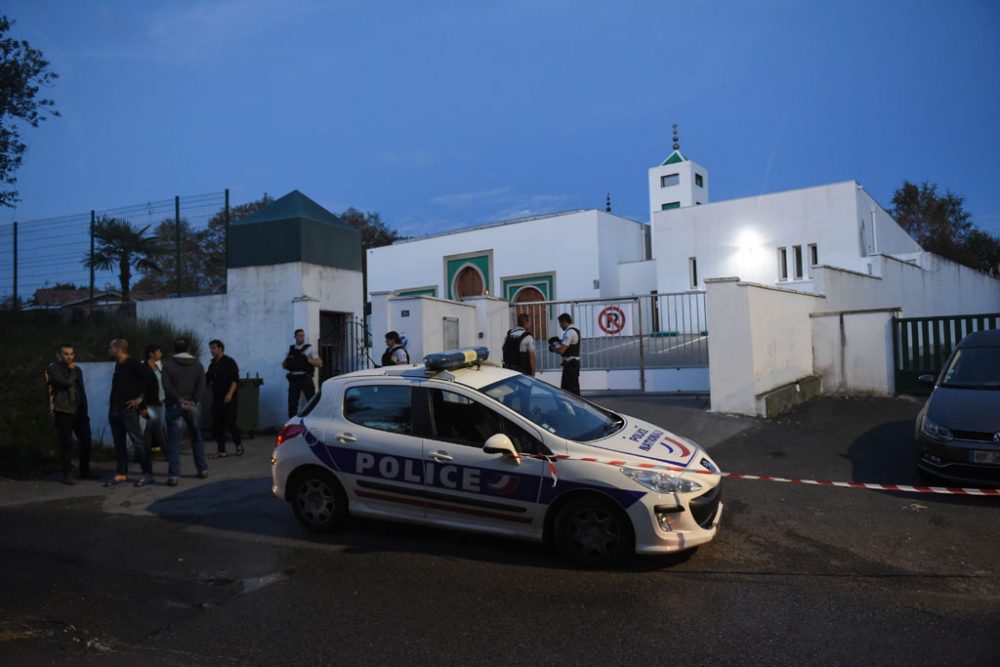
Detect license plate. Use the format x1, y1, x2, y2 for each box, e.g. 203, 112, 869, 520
972, 450, 1000, 465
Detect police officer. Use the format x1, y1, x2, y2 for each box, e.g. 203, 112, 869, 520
283, 329, 323, 418
502, 313, 536, 376
551, 313, 581, 395
381, 331, 410, 366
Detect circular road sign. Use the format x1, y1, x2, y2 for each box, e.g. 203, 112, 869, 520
598, 305, 626, 335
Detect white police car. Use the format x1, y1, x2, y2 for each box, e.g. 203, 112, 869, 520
272, 348, 723, 566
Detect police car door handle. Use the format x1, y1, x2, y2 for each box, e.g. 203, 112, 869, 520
336, 432, 357, 443
428, 450, 453, 462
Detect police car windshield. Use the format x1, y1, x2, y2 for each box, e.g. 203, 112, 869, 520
480, 375, 624, 442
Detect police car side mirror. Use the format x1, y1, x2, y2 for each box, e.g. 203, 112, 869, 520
483, 434, 519, 463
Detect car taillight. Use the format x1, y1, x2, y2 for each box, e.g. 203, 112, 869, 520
276, 424, 306, 448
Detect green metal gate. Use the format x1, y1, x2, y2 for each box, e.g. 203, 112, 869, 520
893, 313, 1000, 395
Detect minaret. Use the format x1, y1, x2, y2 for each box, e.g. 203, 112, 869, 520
647, 124, 710, 221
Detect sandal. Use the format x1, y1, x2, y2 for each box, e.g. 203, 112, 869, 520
214, 452, 228, 459
104, 474, 127, 488
235, 445, 245, 456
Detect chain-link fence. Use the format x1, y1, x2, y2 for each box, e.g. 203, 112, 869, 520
509, 291, 709, 373
0, 191, 229, 311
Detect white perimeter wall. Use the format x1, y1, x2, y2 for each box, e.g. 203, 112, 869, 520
814, 254, 1000, 316
137, 262, 363, 429
653, 182, 878, 294
706, 278, 823, 415
811, 309, 898, 395
367, 210, 646, 301
371, 295, 477, 362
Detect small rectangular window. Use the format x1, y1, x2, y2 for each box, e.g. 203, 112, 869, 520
661, 202, 680, 211
695, 173, 704, 188
689, 257, 698, 289
793, 245, 803, 279
660, 174, 679, 188
808, 243, 818, 266
344, 385, 413, 434
778, 248, 788, 281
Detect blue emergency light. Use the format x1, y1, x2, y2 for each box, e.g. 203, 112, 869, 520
424, 347, 490, 372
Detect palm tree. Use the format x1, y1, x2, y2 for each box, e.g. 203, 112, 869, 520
83, 216, 163, 302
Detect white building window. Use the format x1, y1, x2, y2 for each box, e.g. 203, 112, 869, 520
808, 243, 818, 266
660, 174, 679, 188
689, 257, 698, 289
793, 245, 803, 279
777, 248, 788, 281
695, 173, 704, 188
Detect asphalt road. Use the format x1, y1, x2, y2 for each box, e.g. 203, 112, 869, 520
1, 396, 998, 665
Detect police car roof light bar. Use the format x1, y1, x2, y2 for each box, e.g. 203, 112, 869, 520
423, 347, 490, 372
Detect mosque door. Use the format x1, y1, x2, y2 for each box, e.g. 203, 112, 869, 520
454, 266, 485, 298
513, 286, 547, 341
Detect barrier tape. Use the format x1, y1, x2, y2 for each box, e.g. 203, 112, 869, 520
529, 453, 1000, 497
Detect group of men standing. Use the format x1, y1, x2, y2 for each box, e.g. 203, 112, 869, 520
46, 336, 245, 487
502, 312, 581, 394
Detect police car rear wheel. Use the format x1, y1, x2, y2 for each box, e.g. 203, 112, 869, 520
554, 496, 633, 567
291, 470, 348, 532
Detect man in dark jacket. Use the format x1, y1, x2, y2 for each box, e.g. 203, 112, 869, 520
46, 343, 92, 484
141, 344, 168, 460
161, 337, 207, 486
106, 339, 151, 487
206, 339, 243, 458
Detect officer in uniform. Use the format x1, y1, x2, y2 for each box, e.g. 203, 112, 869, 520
381, 331, 410, 366
550, 313, 581, 395
502, 313, 536, 376
283, 329, 323, 418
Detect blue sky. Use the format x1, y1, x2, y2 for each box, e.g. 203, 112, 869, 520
5, 0, 1000, 237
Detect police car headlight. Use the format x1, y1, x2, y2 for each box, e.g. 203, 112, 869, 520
620, 467, 702, 493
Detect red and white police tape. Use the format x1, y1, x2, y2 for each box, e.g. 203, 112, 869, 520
529, 452, 1000, 497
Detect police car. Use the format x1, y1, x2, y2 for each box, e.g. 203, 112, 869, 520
271, 347, 723, 566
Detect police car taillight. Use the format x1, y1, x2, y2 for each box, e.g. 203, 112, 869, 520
276, 424, 306, 448
423, 346, 490, 372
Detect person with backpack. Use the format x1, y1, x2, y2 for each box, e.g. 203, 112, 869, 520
283, 329, 323, 418
381, 331, 410, 367
553, 313, 581, 395
502, 313, 536, 377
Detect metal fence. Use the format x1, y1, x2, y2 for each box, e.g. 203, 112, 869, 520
0, 191, 230, 310
508, 291, 708, 373
893, 312, 1000, 395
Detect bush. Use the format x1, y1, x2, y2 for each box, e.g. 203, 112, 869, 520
0, 309, 199, 477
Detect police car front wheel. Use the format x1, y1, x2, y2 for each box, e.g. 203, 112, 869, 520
290, 469, 348, 532
553, 496, 634, 567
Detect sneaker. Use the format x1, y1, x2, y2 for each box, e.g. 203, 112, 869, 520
197, 470, 208, 479
134, 476, 154, 487
166, 478, 179, 487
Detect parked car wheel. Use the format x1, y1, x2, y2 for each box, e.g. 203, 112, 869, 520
290, 469, 348, 532
553, 496, 634, 567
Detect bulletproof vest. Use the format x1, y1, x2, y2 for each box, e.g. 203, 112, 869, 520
502, 328, 531, 373
286, 344, 313, 374
381, 344, 409, 367
561, 327, 581, 358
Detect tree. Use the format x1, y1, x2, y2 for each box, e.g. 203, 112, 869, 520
891, 180, 1000, 277
0, 15, 59, 207
131, 194, 273, 296
338, 207, 405, 306
83, 217, 163, 302
891, 181, 972, 258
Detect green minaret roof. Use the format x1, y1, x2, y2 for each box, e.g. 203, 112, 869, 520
227, 190, 361, 271
661, 150, 687, 165
235, 190, 355, 230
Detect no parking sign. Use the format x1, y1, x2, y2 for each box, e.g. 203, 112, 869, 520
597, 305, 626, 335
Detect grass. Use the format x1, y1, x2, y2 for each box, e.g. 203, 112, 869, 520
0, 309, 199, 478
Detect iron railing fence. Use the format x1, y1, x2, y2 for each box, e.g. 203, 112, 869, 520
508, 291, 708, 374
0, 191, 230, 310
